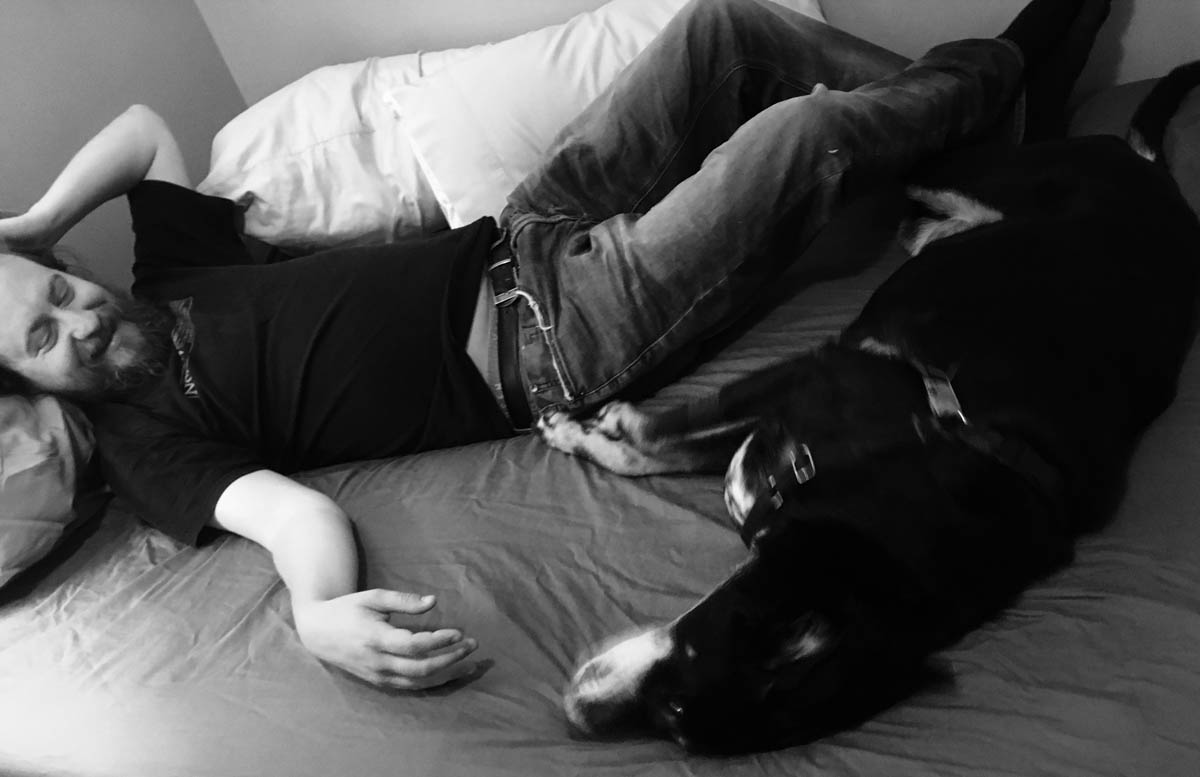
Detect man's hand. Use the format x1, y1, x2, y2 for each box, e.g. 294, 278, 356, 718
0, 210, 54, 252
212, 472, 478, 691
292, 589, 479, 690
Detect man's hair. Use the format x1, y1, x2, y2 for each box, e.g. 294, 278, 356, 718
0, 243, 69, 397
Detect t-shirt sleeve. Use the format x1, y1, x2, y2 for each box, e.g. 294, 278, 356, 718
90, 402, 266, 547
127, 180, 254, 276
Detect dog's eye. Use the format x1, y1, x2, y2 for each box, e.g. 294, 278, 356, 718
682, 642, 698, 661
652, 697, 688, 738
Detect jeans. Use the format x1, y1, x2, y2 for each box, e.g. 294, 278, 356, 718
499, 0, 1024, 416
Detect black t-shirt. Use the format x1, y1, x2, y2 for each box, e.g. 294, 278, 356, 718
88, 181, 511, 545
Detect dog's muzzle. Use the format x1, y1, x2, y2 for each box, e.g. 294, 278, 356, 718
564, 627, 672, 735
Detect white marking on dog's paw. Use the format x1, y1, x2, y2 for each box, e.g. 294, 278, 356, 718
592, 401, 647, 442
537, 410, 588, 452
536, 402, 654, 474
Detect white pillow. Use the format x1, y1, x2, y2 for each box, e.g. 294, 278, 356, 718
199, 48, 481, 252
392, 0, 827, 228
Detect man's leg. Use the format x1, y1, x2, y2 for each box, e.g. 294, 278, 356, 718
1001, 0, 1111, 140
508, 0, 1107, 414
502, 0, 907, 409
503, 0, 908, 226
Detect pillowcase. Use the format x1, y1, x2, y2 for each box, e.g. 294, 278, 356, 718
199, 47, 482, 253
202, 0, 824, 247
0, 395, 103, 587
392, 0, 827, 228
1069, 77, 1200, 219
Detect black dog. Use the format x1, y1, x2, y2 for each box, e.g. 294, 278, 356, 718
539, 65, 1200, 754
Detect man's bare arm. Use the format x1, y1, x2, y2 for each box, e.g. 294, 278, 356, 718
0, 104, 188, 250
213, 469, 478, 689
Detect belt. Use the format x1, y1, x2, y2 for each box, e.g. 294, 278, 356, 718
487, 240, 533, 431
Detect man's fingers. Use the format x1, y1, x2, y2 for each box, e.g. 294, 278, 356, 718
382, 657, 481, 691
376, 637, 479, 682
376, 627, 468, 657
356, 588, 438, 615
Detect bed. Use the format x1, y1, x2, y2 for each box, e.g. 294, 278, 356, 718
2, 2, 1199, 775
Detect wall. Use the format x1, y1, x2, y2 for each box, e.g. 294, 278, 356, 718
0, 0, 246, 290
822, 0, 1200, 104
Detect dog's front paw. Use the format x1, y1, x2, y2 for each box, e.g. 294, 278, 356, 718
536, 410, 580, 452
536, 402, 653, 475
591, 401, 642, 442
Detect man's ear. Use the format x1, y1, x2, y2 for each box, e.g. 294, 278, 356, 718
765, 611, 833, 671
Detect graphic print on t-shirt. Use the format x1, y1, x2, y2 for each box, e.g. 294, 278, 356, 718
168, 297, 198, 398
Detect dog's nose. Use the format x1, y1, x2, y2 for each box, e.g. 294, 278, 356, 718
564, 656, 636, 736
564, 654, 619, 734
571, 658, 608, 696
564, 627, 672, 735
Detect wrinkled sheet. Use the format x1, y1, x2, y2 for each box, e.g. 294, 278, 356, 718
1, 188, 1198, 777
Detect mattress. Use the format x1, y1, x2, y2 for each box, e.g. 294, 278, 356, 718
1, 185, 1198, 777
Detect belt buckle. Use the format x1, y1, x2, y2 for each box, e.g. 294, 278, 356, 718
488, 255, 520, 307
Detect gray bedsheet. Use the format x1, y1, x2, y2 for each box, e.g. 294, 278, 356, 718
1, 188, 1198, 777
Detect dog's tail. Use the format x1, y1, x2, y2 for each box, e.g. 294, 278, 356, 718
1127, 59, 1200, 164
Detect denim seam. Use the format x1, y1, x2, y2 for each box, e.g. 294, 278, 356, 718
630, 60, 821, 215
523, 288, 578, 402
575, 164, 850, 404
505, 214, 583, 402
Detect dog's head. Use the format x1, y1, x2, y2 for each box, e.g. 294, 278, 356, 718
564, 424, 936, 754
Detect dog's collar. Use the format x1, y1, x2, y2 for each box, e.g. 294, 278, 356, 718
910, 360, 968, 425
737, 358, 1063, 548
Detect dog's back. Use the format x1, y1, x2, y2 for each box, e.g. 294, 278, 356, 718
844, 136, 1200, 531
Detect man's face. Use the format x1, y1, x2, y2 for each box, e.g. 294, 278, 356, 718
0, 252, 168, 400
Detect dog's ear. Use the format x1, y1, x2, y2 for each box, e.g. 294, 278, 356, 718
765, 611, 833, 671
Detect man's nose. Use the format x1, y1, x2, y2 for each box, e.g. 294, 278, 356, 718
59, 308, 102, 339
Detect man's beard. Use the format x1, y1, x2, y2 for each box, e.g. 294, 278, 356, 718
61, 292, 177, 404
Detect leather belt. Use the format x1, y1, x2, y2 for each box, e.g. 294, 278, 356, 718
487, 240, 533, 431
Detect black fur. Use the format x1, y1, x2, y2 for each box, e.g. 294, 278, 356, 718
1128, 59, 1200, 164
558, 90, 1200, 754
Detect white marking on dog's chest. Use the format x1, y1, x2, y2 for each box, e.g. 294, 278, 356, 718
901, 186, 1005, 256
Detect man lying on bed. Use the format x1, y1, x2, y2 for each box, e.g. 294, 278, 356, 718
0, 0, 1108, 692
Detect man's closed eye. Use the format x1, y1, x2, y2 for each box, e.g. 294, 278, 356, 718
28, 319, 57, 356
